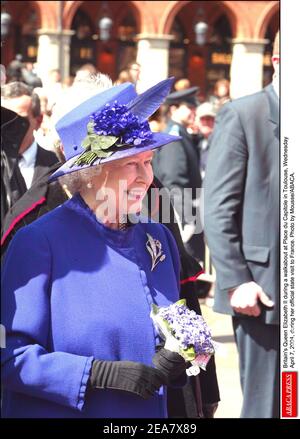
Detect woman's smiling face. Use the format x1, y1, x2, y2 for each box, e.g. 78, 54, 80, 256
89, 150, 154, 221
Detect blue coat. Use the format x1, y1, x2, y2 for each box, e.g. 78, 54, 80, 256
1, 194, 180, 418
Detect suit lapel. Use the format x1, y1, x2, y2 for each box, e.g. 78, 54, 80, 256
32, 145, 55, 183
32, 145, 43, 183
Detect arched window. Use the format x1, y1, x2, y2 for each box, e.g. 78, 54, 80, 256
17, 9, 38, 63
118, 12, 137, 42
70, 9, 96, 75
70, 3, 138, 81
169, 17, 189, 80
168, 8, 232, 98
205, 14, 232, 96
116, 11, 138, 73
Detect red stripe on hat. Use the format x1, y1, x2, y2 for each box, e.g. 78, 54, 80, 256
180, 269, 204, 285
1, 196, 46, 246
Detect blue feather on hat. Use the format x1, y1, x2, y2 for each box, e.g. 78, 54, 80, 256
127, 78, 174, 121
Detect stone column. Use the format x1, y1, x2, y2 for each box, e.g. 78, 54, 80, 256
136, 34, 173, 93
59, 30, 75, 81
36, 29, 74, 85
230, 39, 269, 99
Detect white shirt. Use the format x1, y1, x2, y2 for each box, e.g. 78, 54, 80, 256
18, 140, 38, 189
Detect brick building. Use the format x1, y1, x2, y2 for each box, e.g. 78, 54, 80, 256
1, 1, 279, 98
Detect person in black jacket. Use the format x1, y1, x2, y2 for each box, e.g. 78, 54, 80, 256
1, 82, 59, 195
153, 87, 204, 263
1, 107, 29, 224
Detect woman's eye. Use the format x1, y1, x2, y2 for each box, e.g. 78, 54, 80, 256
145, 160, 152, 165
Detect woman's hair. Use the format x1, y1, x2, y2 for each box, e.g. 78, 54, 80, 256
58, 165, 103, 194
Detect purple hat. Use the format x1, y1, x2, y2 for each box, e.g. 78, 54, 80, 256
50, 78, 181, 181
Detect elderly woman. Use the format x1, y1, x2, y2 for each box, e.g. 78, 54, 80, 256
1, 78, 187, 418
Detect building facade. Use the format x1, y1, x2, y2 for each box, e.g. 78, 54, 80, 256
1, 1, 279, 98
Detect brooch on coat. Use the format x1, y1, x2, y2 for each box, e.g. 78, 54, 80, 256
146, 233, 166, 271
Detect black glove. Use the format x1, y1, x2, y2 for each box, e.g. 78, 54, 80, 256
89, 360, 166, 400
152, 348, 187, 384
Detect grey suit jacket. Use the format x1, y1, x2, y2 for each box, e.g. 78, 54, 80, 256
204, 85, 279, 324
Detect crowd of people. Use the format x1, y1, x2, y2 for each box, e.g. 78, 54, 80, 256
1, 31, 279, 419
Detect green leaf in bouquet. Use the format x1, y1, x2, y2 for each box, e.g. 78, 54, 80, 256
151, 303, 160, 316
181, 346, 196, 361
160, 317, 172, 333
151, 312, 173, 341
175, 299, 186, 307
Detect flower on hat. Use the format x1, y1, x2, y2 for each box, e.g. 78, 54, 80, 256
73, 101, 153, 167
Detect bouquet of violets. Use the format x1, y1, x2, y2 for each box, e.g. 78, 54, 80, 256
151, 299, 216, 376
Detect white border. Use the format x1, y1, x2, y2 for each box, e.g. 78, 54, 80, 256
281, 0, 300, 420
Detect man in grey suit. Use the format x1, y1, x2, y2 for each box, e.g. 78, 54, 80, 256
204, 33, 279, 418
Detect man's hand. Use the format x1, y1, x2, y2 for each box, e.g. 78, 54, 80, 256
228, 281, 274, 317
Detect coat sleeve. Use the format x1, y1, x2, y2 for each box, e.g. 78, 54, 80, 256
204, 103, 253, 291
1, 225, 94, 411
160, 224, 181, 295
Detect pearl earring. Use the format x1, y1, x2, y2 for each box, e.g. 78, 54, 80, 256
87, 182, 93, 189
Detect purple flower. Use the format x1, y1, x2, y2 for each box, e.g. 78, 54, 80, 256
91, 102, 153, 146
155, 301, 215, 356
